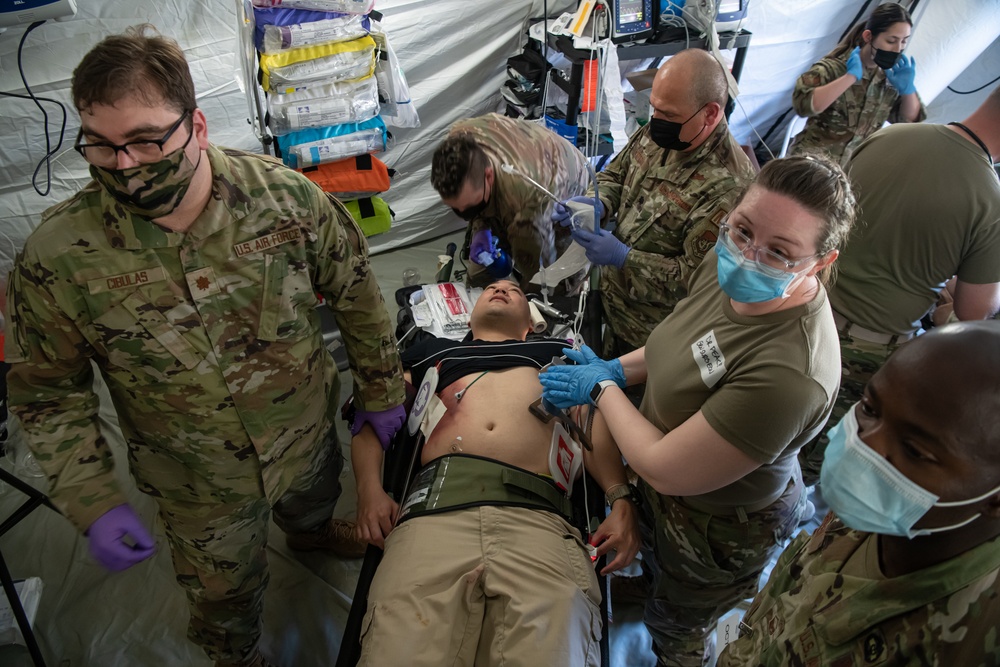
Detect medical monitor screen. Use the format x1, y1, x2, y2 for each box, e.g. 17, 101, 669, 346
617, 0, 646, 23
716, 0, 748, 27
612, 0, 654, 43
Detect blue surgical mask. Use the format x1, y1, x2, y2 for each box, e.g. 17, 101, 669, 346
714, 234, 799, 303
821, 405, 1000, 538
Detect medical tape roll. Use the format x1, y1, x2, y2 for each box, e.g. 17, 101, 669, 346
528, 301, 547, 334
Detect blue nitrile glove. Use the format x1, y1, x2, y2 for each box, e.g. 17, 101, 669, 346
552, 196, 604, 228
845, 46, 864, 80
86, 504, 156, 572
886, 54, 916, 95
351, 404, 407, 450
470, 229, 496, 266
570, 226, 631, 269
564, 345, 627, 389
540, 360, 618, 409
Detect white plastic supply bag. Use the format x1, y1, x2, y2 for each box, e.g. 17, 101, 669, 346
369, 20, 420, 128
259, 35, 376, 93
280, 119, 387, 169
0, 577, 43, 645
268, 76, 380, 135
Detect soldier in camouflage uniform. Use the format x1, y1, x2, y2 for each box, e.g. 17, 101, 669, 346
4, 28, 404, 667
790, 3, 925, 168
431, 113, 591, 291
719, 321, 1000, 667
554, 49, 755, 360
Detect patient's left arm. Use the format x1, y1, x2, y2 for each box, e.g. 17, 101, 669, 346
579, 406, 640, 576
352, 424, 399, 549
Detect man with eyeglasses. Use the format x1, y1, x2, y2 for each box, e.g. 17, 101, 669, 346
430, 114, 591, 290
552, 49, 756, 367
4, 25, 405, 667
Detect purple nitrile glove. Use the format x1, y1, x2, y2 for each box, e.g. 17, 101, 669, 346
552, 196, 604, 228
470, 229, 496, 266
86, 504, 156, 572
351, 404, 407, 450
570, 226, 631, 269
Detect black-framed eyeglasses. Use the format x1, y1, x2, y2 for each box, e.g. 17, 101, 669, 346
74, 109, 192, 168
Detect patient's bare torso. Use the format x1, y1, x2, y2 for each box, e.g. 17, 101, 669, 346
422, 366, 554, 475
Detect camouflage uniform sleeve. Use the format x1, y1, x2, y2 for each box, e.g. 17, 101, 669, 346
5, 253, 126, 532
792, 58, 844, 117
311, 190, 405, 411
594, 128, 645, 216
619, 184, 740, 301
887, 91, 928, 124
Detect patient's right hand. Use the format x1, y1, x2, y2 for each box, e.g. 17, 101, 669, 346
356, 487, 399, 549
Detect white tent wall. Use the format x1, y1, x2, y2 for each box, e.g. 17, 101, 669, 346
925, 29, 1000, 124
2, 0, 999, 277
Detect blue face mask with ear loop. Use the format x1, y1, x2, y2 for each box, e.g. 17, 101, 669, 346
821, 405, 1000, 538
714, 232, 804, 303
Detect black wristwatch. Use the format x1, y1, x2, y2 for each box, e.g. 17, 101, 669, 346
606, 483, 642, 509
589, 379, 618, 405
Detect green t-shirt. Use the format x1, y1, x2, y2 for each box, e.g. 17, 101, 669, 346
831, 124, 1000, 334
640, 253, 841, 506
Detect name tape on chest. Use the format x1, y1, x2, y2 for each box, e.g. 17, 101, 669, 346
692, 329, 726, 388
88, 267, 167, 294
232, 228, 302, 258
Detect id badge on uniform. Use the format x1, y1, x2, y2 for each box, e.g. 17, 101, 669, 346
716, 609, 744, 658
548, 422, 583, 494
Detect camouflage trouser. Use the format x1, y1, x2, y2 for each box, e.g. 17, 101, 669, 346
637, 480, 805, 667
797, 332, 899, 486
159, 426, 344, 665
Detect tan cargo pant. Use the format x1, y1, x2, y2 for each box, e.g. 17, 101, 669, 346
358, 505, 603, 667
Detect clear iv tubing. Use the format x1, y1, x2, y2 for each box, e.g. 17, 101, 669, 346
499, 157, 600, 349
499, 162, 600, 234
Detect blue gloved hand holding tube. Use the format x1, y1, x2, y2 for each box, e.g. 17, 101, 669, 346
539, 345, 626, 409
570, 226, 631, 269
552, 196, 604, 228
885, 54, 917, 95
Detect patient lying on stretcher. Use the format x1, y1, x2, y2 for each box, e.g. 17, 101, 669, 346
350, 280, 639, 667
